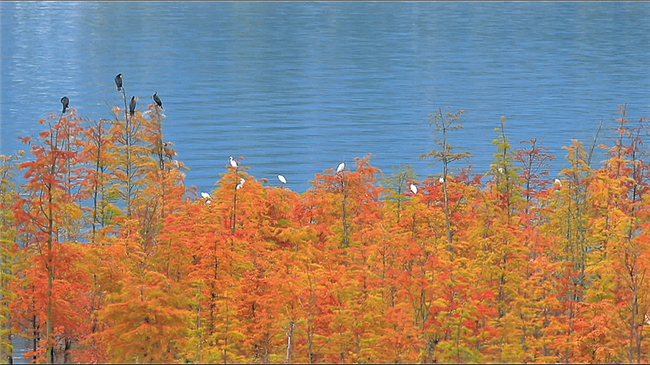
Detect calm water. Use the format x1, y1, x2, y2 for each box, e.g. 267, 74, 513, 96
3, 2, 650, 196
2, 1, 650, 362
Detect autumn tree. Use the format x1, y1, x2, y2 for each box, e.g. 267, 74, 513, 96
93, 99, 190, 363
13, 110, 92, 363
573, 105, 650, 363
381, 164, 418, 224
0, 153, 23, 364
419, 107, 471, 253
80, 117, 122, 242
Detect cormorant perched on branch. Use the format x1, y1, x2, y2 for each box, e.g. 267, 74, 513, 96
61, 96, 69, 114
115, 73, 123, 92
152, 92, 163, 108
129, 96, 138, 116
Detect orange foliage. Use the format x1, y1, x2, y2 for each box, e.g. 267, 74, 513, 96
5, 104, 650, 364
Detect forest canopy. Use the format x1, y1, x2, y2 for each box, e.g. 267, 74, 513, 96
1, 101, 649, 364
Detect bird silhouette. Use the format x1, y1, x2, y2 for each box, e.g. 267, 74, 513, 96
153, 92, 163, 108
115, 73, 123, 92
60, 96, 69, 114
129, 96, 138, 116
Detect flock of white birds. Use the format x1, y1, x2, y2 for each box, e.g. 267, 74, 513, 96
200, 159, 350, 202
199, 158, 564, 203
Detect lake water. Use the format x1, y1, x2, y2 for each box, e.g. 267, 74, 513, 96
2, 1, 650, 362
2, 2, 650, 196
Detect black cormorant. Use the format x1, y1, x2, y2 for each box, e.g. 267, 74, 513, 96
129, 96, 137, 116
115, 74, 123, 92
61, 96, 69, 114
152, 92, 163, 108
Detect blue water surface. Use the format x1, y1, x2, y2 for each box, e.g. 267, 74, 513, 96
2, 1, 650, 196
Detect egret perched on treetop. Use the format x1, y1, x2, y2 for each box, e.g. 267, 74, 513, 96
236, 177, 245, 190
115, 73, 123, 92
336, 162, 345, 174
229, 156, 238, 168
61, 96, 69, 114
129, 96, 138, 116
200, 192, 212, 205
409, 183, 418, 195
439, 176, 445, 184
152, 92, 163, 108
278, 174, 287, 184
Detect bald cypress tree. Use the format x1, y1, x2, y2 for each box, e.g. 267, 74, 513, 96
419, 108, 471, 254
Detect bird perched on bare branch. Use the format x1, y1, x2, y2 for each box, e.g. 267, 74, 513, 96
129, 96, 138, 116
115, 73, 123, 92
61, 96, 69, 114
152, 92, 163, 108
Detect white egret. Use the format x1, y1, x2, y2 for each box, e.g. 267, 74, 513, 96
439, 176, 444, 184
201, 192, 211, 199
236, 177, 245, 190
278, 174, 287, 184
229, 156, 238, 168
554, 178, 562, 187
336, 162, 345, 173
409, 183, 418, 195
498, 167, 504, 174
